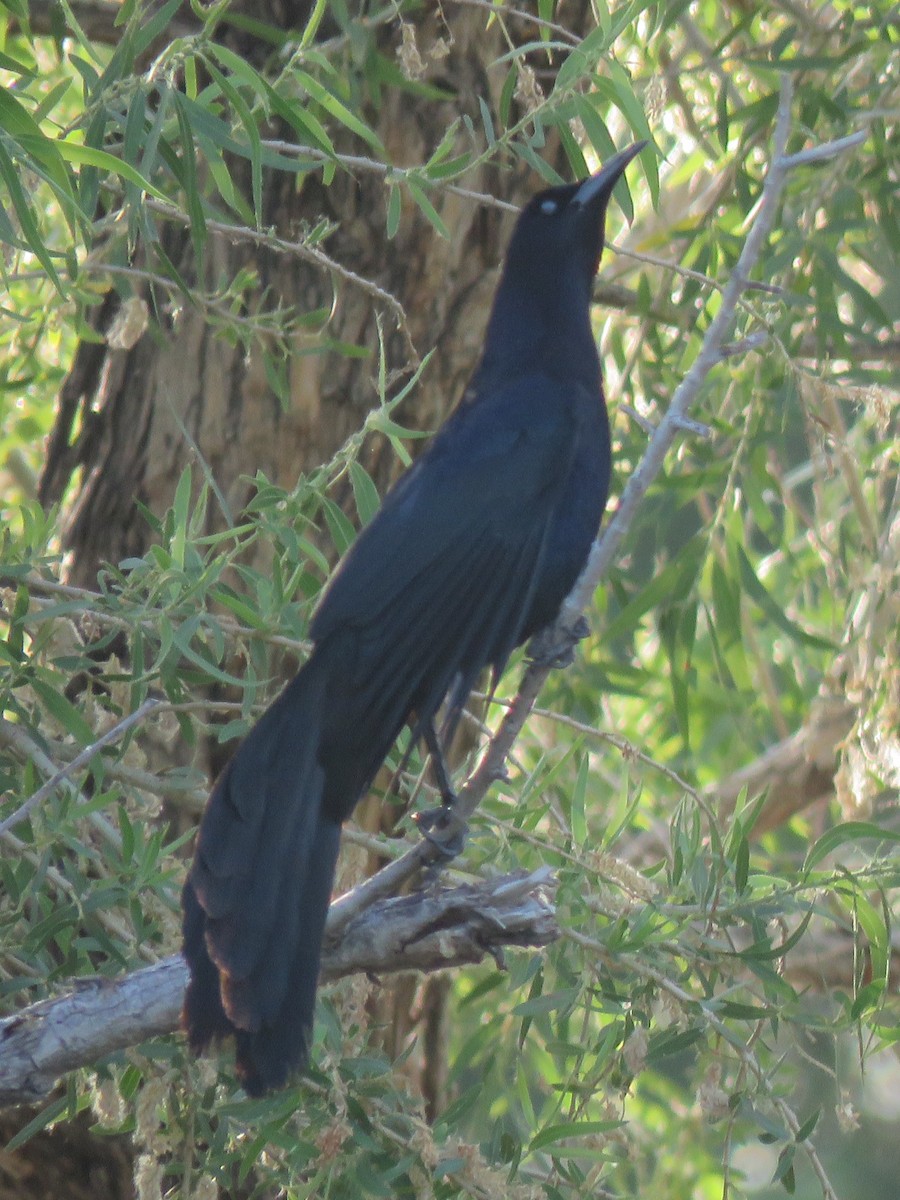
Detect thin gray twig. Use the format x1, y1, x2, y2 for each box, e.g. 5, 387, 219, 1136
0, 698, 161, 836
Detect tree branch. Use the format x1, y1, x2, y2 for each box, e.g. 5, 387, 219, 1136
709, 697, 855, 834
0, 870, 556, 1107
0, 699, 162, 837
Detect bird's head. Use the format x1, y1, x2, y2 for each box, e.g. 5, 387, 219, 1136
477, 143, 648, 386
505, 142, 647, 296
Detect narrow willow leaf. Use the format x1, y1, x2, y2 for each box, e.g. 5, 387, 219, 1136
348, 461, 381, 527
386, 183, 401, 239
804, 822, 900, 873
736, 546, 835, 651
293, 68, 384, 152
57, 138, 170, 201
407, 179, 450, 239
0, 140, 65, 290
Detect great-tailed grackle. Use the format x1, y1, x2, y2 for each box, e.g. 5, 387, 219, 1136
183, 143, 646, 1096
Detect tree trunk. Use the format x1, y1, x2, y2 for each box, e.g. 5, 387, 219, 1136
39, 9, 543, 584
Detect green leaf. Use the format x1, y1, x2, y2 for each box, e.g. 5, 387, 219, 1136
478, 96, 495, 148
0, 83, 56, 141
407, 178, 450, 239
131, 0, 182, 59
208, 586, 267, 630
499, 63, 517, 128
558, 120, 589, 178
122, 86, 148, 221
424, 117, 462, 172
31, 678, 96, 746
529, 1119, 622, 1152
512, 987, 579, 1017
197, 131, 254, 223
604, 537, 706, 645
555, 24, 614, 92
711, 558, 742, 646
804, 822, 900, 873
716, 78, 730, 151
793, 1109, 820, 1144
321, 497, 357, 556
348, 461, 381, 527
734, 832, 750, 893
171, 622, 246, 687
293, 68, 384, 152
210, 44, 336, 158
717, 1000, 775, 1020
0, 139, 65, 291
56, 138, 170, 201
5, 1095, 71, 1152
32, 78, 72, 122
173, 93, 207, 257
139, 80, 172, 180
570, 752, 588, 846
170, 465, 192, 570
647, 1027, 704, 1061
0, 89, 80, 225
386, 183, 401, 239
851, 891, 891, 984
203, 59, 263, 224
849, 980, 884, 1020
736, 546, 835, 652
773, 1144, 796, 1193
0, 45, 35, 76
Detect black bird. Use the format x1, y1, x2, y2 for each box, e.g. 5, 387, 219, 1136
183, 143, 646, 1096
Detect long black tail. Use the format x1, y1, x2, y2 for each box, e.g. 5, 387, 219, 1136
182, 646, 343, 1096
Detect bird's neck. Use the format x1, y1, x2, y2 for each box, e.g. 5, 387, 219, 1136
475, 272, 600, 390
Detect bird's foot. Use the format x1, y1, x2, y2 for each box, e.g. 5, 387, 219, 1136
413, 801, 468, 862
529, 615, 590, 668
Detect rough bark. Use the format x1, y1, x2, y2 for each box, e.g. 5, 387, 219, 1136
38, 9, 528, 587
0, 871, 559, 1108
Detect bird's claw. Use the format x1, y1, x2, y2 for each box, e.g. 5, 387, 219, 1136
529, 615, 590, 668
413, 802, 468, 861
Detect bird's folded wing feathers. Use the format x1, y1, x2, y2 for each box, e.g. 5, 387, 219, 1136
313, 374, 584, 640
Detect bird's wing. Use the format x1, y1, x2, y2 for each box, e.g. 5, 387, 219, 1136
311, 373, 589, 754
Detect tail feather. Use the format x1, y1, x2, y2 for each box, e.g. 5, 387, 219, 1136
182, 876, 233, 1048
195, 738, 326, 982
231, 815, 341, 1095
182, 646, 344, 1093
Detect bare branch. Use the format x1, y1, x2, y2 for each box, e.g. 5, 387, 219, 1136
0, 699, 161, 836
259, 139, 519, 214
778, 129, 866, 168
0, 870, 556, 1107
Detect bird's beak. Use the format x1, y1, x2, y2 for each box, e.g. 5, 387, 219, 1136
573, 141, 648, 208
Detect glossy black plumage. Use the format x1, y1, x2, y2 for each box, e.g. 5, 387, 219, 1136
182, 144, 645, 1095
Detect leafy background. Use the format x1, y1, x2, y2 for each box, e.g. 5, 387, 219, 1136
0, 2, 897, 1198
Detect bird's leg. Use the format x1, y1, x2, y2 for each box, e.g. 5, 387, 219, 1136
424, 719, 456, 807
412, 720, 467, 861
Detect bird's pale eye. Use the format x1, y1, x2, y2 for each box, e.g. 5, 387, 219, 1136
540, 198, 558, 215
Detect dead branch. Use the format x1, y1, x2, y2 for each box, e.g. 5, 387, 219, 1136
0, 869, 556, 1108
